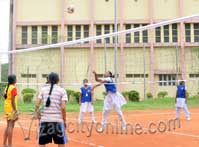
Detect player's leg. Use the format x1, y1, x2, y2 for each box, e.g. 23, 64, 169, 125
176, 107, 181, 119
88, 102, 96, 123
101, 109, 110, 128
7, 120, 15, 146
78, 103, 85, 124
90, 111, 96, 123
115, 106, 126, 129
78, 111, 84, 124
3, 120, 9, 146
183, 104, 191, 120
58, 144, 65, 147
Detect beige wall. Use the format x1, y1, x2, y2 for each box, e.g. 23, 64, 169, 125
184, 0, 199, 16
17, 0, 62, 22
185, 47, 199, 96
123, 0, 149, 20
64, 48, 90, 84
16, 48, 60, 83
154, 47, 178, 71
154, 0, 178, 19
65, 0, 90, 21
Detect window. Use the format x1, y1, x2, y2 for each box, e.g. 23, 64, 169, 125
22, 26, 28, 44
155, 27, 161, 43
32, 26, 37, 44
67, 25, 73, 41
134, 24, 140, 43
164, 25, 169, 43
104, 25, 110, 43
185, 24, 191, 42
125, 24, 131, 43
84, 25, 89, 43
142, 24, 148, 43
21, 74, 36, 78
172, 24, 178, 42
96, 25, 102, 44
159, 74, 176, 86
194, 24, 199, 42
42, 74, 48, 78
126, 74, 148, 78
189, 74, 199, 78
42, 26, 48, 44
76, 25, 81, 40
52, 26, 58, 43
97, 74, 103, 78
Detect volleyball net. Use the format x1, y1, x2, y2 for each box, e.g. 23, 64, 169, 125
0, 14, 199, 99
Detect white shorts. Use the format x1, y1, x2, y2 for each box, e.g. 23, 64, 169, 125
80, 102, 94, 113
176, 98, 186, 108
103, 92, 127, 111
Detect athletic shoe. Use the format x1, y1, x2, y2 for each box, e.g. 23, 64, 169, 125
98, 126, 105, 132
92, 120, 97, 124
122, 124, 127, 131
78, 119, 82, 125
187, 117, 191, 121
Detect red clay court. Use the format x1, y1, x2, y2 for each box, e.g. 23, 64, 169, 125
1, 108, 199, 147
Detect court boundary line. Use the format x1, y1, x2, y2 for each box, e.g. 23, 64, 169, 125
73, 111, 199, 120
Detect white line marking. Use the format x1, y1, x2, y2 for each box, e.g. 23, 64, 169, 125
75, 111, 199, 120
168, 131, 199, 138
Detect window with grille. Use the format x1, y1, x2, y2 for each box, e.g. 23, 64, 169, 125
67, 25, 73, 41
134, 24, 140, 43
125, 24, 131, 43
22, 26, 28, 44
42, 26, 48, 44
52, 26, 58, 43
32, 26, 37, 44
185, 24, 191, 42
164, 25, 169, 43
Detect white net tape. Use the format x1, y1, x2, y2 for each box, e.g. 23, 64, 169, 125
0, 14, 198, 54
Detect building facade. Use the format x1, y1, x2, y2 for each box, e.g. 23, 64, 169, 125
13, 0, 199, 99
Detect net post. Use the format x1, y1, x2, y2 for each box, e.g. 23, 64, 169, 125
114, 0, 118, 83
104, 39, 107, 72
143, 45, 146, 100
175, 45, 179, 85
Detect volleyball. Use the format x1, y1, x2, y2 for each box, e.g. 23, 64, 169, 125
67, 5, 75, 14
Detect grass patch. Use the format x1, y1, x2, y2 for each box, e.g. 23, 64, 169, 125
0, 97, 198, 113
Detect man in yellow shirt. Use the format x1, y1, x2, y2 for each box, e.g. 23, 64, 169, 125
3, 74, 18, 147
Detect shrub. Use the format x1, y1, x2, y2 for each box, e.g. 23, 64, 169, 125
66, 89, 80, 103
147, 92, 153, 99
21, 88, 36, 95
73, 92, 81, 103
122, 91, 129, 100
66, 89, 75, 101
102, 91, 107, 97
157, 91, 168, 98
128, 90, 140, 102
23, 93, 34, 103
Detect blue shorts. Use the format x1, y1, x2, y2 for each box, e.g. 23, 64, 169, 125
38, 122, 68, 145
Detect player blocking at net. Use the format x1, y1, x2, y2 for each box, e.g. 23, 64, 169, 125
3, 74, 18, 147
34, 72, 68, 147
78, 79, 96, 124
92, 71, 127, 130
